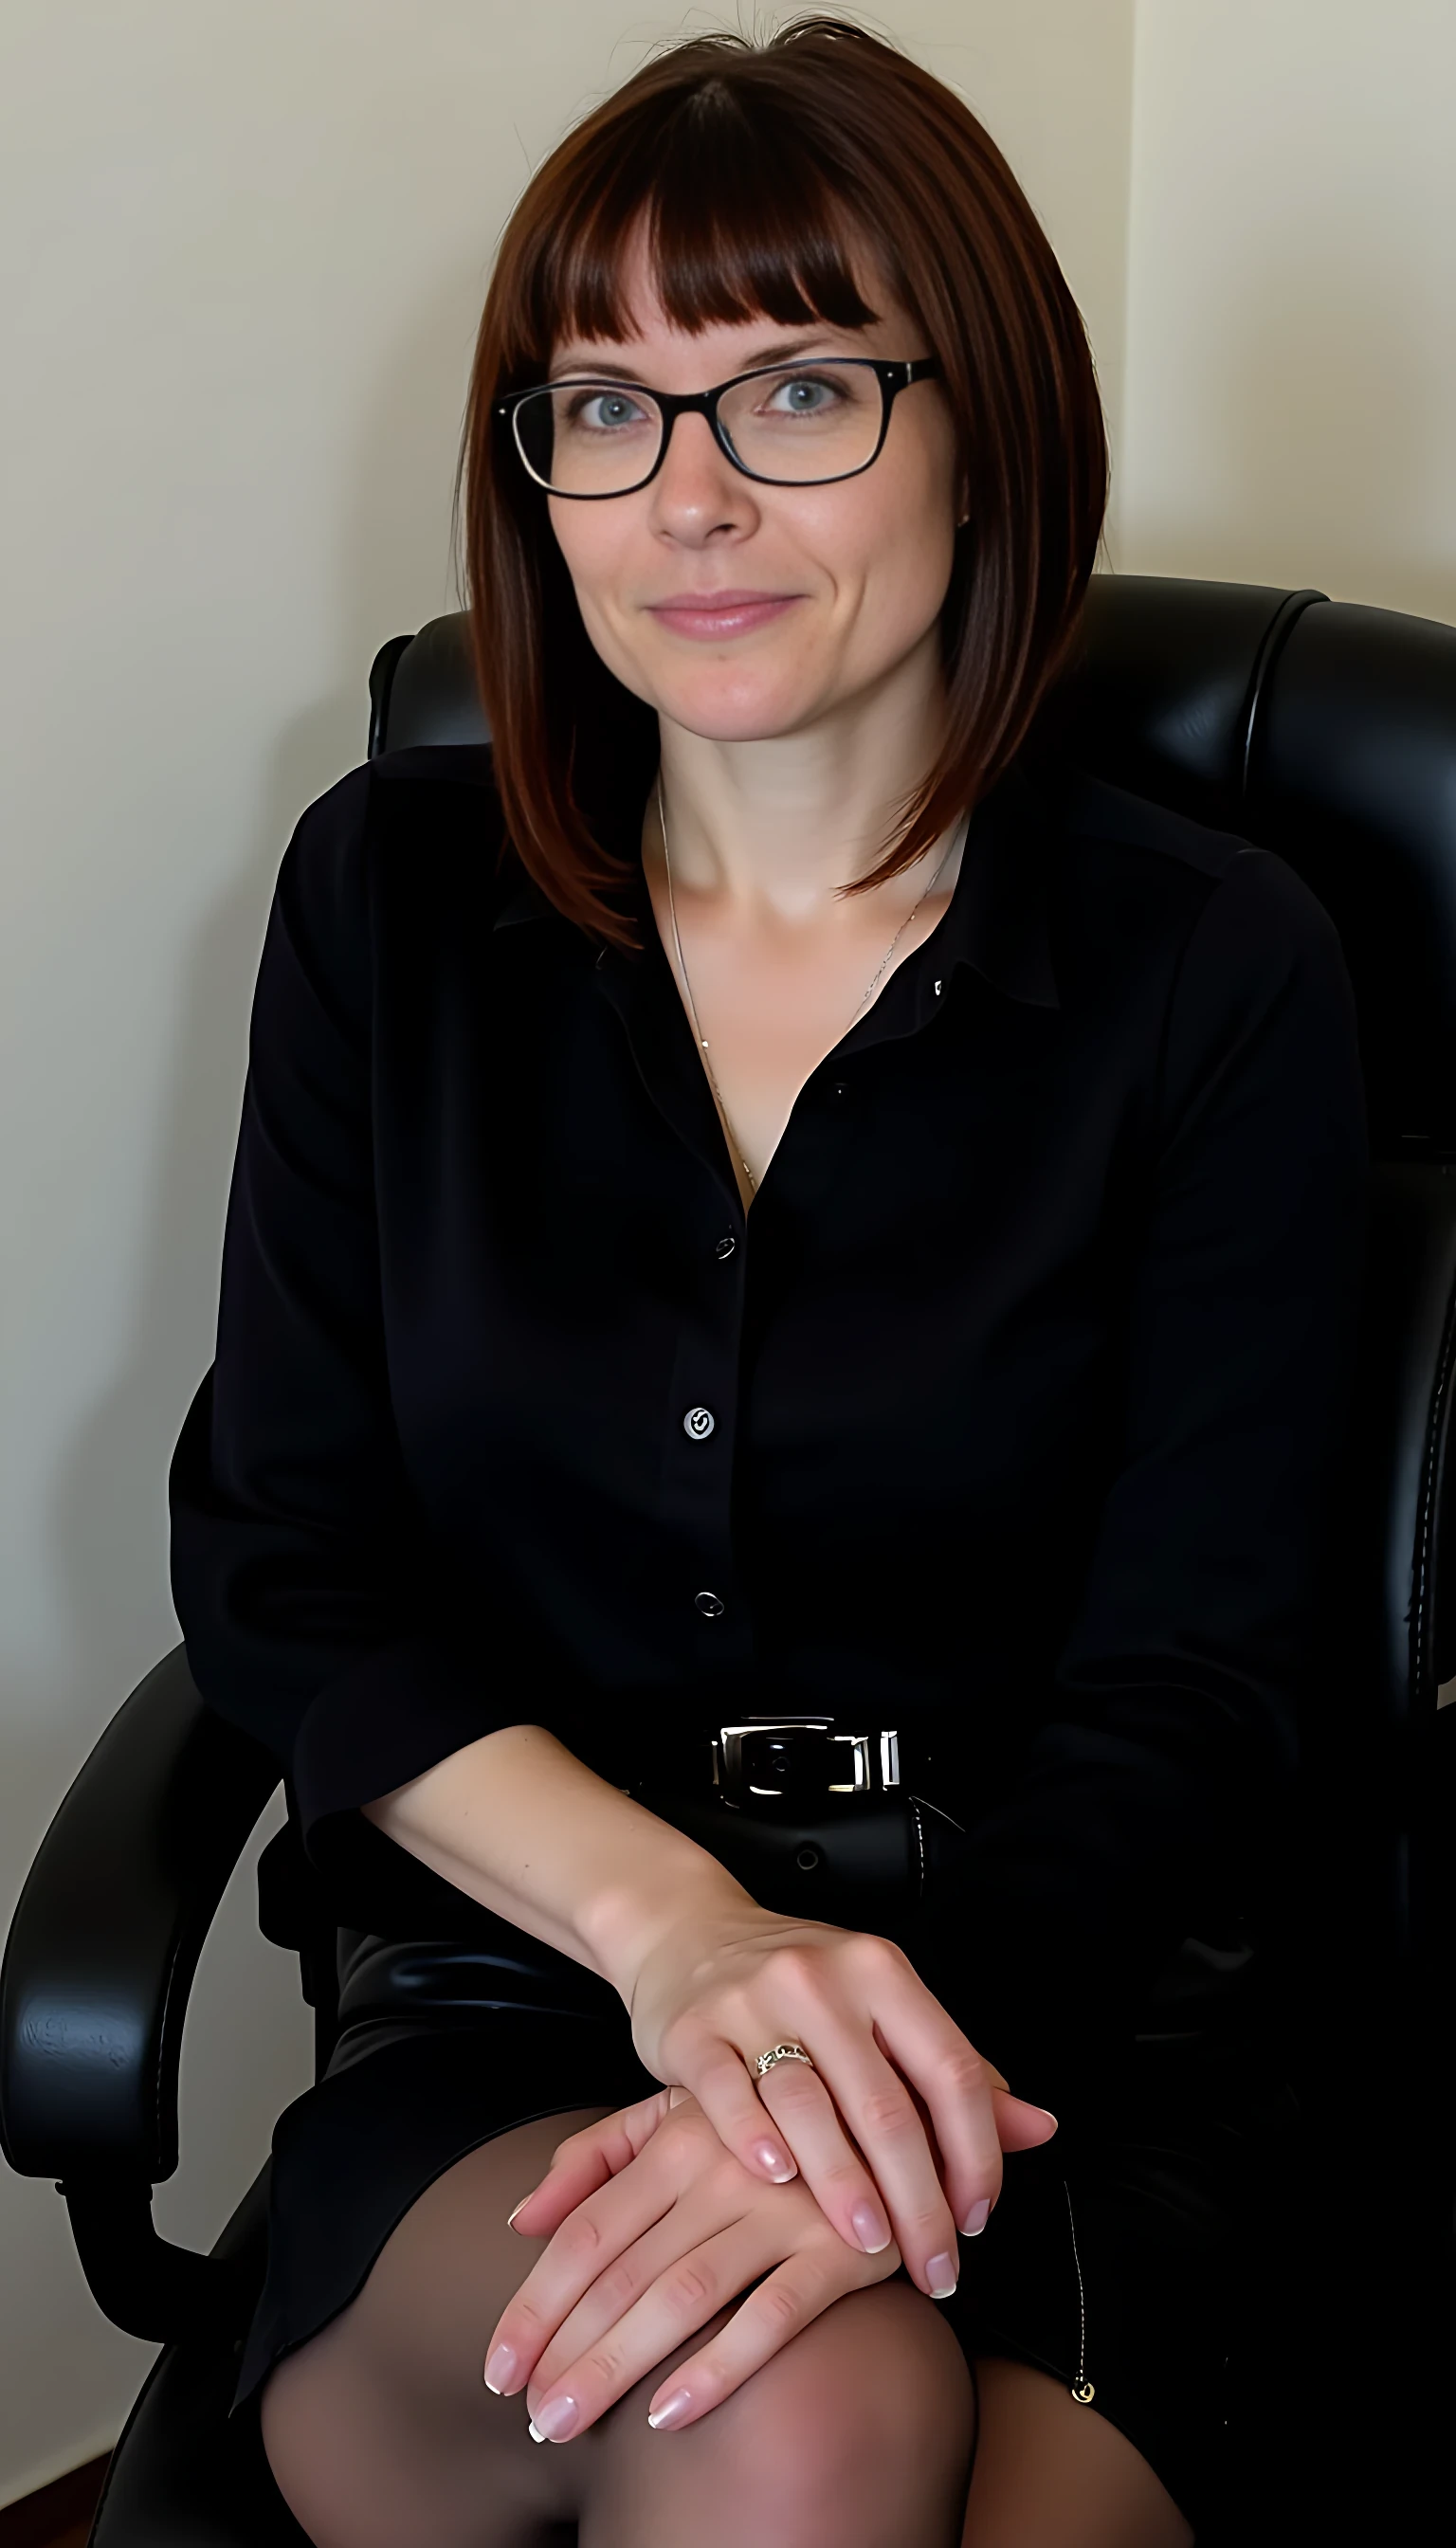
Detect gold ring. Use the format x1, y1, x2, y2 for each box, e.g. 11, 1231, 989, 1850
755, 2042, 815, 2079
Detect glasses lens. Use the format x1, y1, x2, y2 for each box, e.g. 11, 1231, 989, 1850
718, 362, 882, 482
514, 381, 663, 495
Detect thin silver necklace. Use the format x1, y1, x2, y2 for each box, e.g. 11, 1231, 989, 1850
655, 774, 966, 1195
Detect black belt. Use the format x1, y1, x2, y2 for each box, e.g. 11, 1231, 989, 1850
618, 1712, 922, 1812
609, 1713, 972, 1923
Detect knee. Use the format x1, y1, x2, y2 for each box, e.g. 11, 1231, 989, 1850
719, 2276, 975, 2515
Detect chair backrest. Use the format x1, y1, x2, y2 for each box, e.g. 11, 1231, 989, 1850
367, 578, 1456, 1963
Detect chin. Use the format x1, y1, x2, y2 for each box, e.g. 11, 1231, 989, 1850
645, 666, 829, 742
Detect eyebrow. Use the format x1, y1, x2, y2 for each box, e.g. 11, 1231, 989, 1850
545, 334, 850, 384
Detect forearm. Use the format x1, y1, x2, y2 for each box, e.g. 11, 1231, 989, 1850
359, 1721, 751, 2001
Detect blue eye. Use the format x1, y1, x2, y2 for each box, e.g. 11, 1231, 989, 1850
564, 388, 649, 434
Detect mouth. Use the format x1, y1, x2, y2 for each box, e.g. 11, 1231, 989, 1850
646, 592, 802, 640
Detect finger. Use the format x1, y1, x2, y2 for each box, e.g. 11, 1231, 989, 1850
524, 2178, 755, 2402
505, 2091, 673, 2237
522, 2215, 800, 2444
666, 2013, 801, 2187
907, 2061, 1055, 2161
483, 2132, 679, 2394
863, 1984, 1010, 2241
755, 2016, 972, 2297
755, 2045, 900, 2256
992, 2090, 1059, 2152
640, 2244, 888, 2437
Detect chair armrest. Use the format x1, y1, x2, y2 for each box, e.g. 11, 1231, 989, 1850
1, 1644, 282, 2339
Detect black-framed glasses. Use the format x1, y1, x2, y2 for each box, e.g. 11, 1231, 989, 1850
495, 355, 942, 498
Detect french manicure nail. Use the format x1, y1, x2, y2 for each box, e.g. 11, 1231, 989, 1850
648, 2387, 693, 2430
506, 2197, 529, 2228
961, 2197, 992, 2236
926, 2250, 958, 2297
532, 2393, 579, 2441
528, 2419, 547, 2444
483, 2343, 517, 2393
851, 2199, 891, 2254
754, 2140, 795, 2181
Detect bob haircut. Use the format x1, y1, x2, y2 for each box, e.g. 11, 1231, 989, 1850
458, 13, 1110, 951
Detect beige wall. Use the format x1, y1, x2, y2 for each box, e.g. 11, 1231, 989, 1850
0, 0, 1446, 2508
1118, 0, 1456, 614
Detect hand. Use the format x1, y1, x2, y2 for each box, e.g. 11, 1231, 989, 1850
505, 2068, 1056, 2246
621, 1899, 1058, 2301
483, 2086, 909, 2442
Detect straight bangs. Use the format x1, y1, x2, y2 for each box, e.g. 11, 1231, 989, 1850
498, 99, 890, 381
460, 18, 1110, 949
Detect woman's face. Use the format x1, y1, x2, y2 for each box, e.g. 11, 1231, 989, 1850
543, 228, 964, 746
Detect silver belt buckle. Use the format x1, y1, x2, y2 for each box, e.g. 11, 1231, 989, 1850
711, 1716, 901, 1810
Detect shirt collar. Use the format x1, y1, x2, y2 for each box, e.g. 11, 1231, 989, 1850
491, 752, 1062, 1014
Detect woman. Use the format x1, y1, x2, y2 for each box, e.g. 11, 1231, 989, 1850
168, 19, 1368, 2546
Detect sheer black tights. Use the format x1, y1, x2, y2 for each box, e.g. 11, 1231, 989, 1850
257, 2102, 978, 2548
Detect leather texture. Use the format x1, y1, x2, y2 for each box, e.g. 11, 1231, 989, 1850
5, 573, 1454, 2548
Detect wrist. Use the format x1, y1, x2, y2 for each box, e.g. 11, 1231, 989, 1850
580, 1847, 754, 2006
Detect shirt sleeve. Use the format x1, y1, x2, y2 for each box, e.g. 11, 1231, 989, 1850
910, 846, 1370, 2116
168, 764, 525, 1919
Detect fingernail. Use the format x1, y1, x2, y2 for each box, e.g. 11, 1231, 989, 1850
647, 2387, 693, 2430
960, 2197, 992, 2236
754, 2140, 795, 2181
506, 2197, 530, 2228
926, 2250, 958, 2297
531, 2393, 579, 2441
851, 2199, 891, 2254
1030, 2107, 1059, 2126
483, 2342, 518, 2393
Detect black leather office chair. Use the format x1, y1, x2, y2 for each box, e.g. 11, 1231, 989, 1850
4, 576, 1453, 2544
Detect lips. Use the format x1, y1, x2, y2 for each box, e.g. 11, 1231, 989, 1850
646, 592, 801, 638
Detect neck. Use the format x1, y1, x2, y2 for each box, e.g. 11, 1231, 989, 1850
650, 644, 955, 924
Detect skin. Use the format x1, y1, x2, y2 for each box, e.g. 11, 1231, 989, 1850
484, 2081, 1046, 2440
546, 218, 974, 1210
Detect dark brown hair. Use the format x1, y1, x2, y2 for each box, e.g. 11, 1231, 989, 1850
458, 14, 1109, 950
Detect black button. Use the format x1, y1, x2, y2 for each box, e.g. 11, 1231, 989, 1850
715, 1234, 737, 1260
694, 1590, 725, 1618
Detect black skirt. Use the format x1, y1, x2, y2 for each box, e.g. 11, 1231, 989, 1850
228, 1886, 1300, 2543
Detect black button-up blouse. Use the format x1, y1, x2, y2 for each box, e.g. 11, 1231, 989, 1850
168, 739, 1369, 2109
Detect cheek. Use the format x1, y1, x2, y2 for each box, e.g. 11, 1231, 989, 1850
548, 510, 654, 685
840, 506, 957, 656
812, 455, 957, 631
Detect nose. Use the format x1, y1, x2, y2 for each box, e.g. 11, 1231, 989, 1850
647, 405, 758, 537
